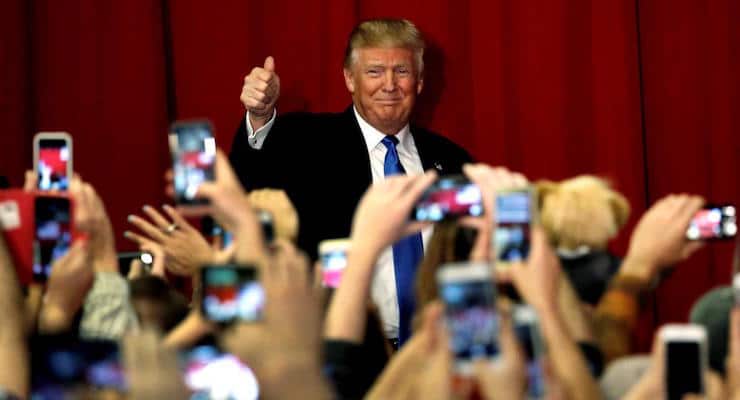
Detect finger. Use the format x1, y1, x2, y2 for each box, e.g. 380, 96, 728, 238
128, 260, 143, 279
123, 230, 158, 247
162, 204, 191, 230
264, 56, 275, 72
401, 221, 432, 238
127, 214, 168, 242
141, 205, 172, 230
24, 170, 36, 191
680, 241, 705, 260
214, 151, 243, 190
401, 171, 437, 208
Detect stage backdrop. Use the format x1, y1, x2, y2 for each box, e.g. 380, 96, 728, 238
1, 0, 738, 348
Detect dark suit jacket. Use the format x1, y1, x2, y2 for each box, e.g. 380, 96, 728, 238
229, 106, 473, 259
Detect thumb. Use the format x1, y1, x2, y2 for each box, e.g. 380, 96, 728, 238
264, 56, 275, 72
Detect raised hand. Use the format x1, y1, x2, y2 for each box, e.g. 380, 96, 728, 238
622, 194, 705, 283
241, 56, 281, 127
124, 204, 214, 276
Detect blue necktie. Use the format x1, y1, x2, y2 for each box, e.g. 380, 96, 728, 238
381, 135, 424, 345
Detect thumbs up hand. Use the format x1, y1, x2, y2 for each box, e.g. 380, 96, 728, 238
241, 56, 281, 124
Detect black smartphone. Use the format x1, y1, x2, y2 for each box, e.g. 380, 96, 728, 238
200, 265, 264, 324
34, 133, 73, 192
513, 305, 546, 398
437, 262, 498, 375
31, 335, 124, 397
33, 197, 72, 282
494, 188, 536, 270
412, 175, 483, 221
686, 204, 736, 240
117, 251, 154, 276
170, 121, 216, 205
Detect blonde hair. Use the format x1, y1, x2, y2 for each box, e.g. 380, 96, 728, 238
344, 18, 425, 77
536, 176, 630, 250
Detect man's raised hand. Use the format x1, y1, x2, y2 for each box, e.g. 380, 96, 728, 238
241, 56, 281, 127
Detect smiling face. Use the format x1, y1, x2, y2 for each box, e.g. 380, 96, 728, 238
344, 47, 424, 135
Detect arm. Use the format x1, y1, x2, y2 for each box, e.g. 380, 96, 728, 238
593, 194, 705, 362
510, 229, 603, 400
323, 172, 436, 343
0, 234, 28, 397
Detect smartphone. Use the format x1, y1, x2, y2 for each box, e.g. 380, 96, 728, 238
661, 324, 707, 400
31, 335, 124, 397
169, 121, 216, 205
318, 239, 351, 288
513, 305, 546, 398
412, 175, 483, 221
686, 205, 736, 240
200, 265, 264, 324
183, 345, 259, 400
438, 262, 498, 375
33, 197, 72, 282
33, 132, 73, 191
117, 251, 154, 276
494, 187, 536, 269
258, 210, 275, 244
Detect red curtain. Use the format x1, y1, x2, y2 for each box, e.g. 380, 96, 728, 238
1, 0, 738, 347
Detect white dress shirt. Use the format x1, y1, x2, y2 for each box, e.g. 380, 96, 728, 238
244, 109, 433, 338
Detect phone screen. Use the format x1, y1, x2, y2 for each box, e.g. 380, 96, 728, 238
686, 205, 737, 240
666, 340, 703, 399
37, 139, 71, 191
494, 190, 533, 265
184, 345, 259, 400
172, 122, 215, 204
33, 197, 71, 282
413, 175, 483, 221
201, 266, 264, 323
321, 248, 348, 289
440, 277, 498, 371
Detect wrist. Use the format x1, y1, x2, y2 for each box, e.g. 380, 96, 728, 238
619, 255, 657, 285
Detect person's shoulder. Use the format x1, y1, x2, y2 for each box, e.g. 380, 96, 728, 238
411, 125, 473, 162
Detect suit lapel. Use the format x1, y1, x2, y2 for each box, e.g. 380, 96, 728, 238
411, 127, 444, 174
340, 106, 373, 187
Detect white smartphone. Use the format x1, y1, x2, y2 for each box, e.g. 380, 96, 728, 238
318, 239, 351, 289
493, 187, 537, 270
661, 324, 707, 399
33, 132, 73, 191
437, 262, 498, 375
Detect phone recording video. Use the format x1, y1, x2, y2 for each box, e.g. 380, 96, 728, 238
31, 336, 124, 398
686, 205, 736, 240
200, 265, 264, 324
184, 345, 259, 400
662, 325, 706, 400
437, 262, 498, 375
33, 197, 72, 282
494, 188, 535, 268
34, 133, 72, 191
170, 121, 216, 205
513, 305, 546, 398
412, 175, 483, 222
319, 239, 350, 289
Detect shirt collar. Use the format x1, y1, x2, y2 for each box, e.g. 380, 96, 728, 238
353, 106, 411, 153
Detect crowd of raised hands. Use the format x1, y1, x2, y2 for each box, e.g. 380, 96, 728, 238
1, 148, 738, 400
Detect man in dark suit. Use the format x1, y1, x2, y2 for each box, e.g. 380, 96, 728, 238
229, 18, 471, 344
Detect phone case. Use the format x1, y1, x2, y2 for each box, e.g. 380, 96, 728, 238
0, 190, 36, 285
